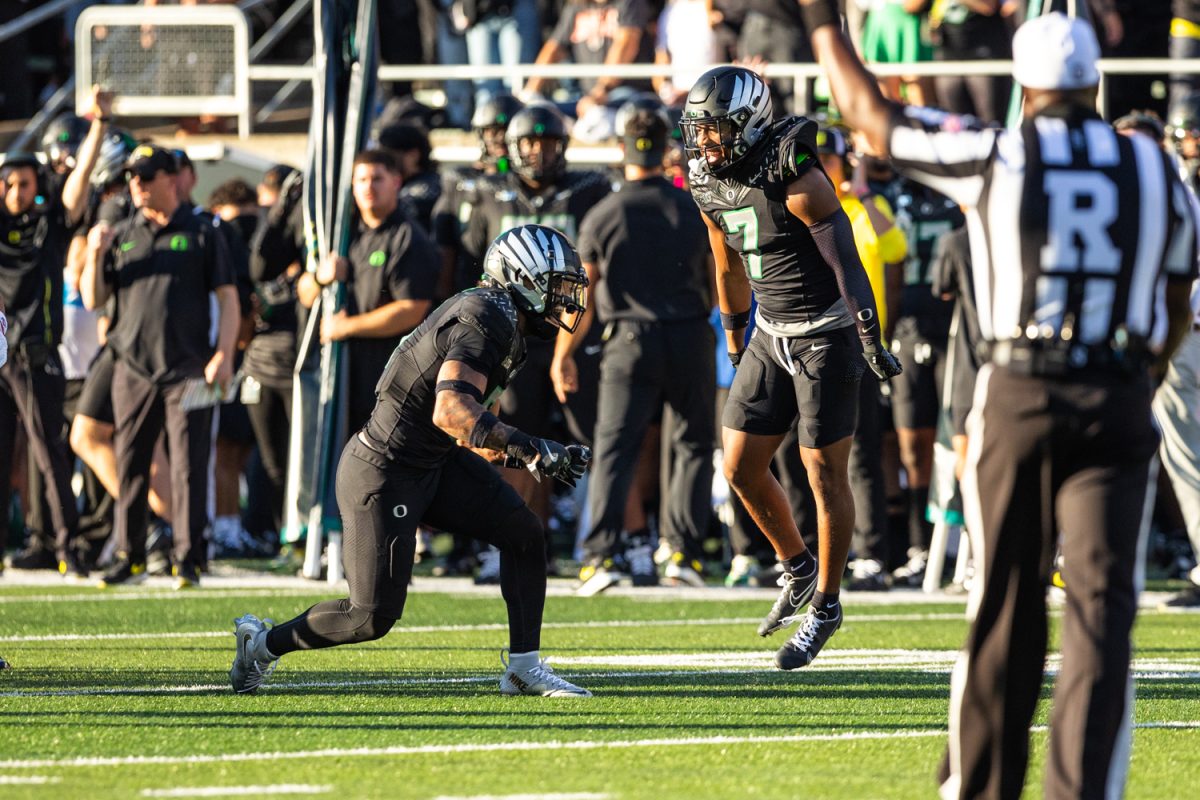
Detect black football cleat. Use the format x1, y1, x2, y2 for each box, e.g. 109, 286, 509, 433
775, 604, 843, 670
758, 559, 818, 636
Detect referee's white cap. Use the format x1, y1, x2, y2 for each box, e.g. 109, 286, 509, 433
1012, 12, 1101, 90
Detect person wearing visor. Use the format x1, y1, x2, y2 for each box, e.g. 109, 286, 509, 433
681, 65, 902, 670
461, 103, 611, 536
799, 5, 1196, 796
552, 94, 716, 594
82, 143, 240, 590
228, 224, 593, 699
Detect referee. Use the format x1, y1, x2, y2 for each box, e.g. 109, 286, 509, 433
801, 8, 1198, 798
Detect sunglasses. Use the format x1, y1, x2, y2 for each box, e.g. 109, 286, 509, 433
128, 166, 166, 183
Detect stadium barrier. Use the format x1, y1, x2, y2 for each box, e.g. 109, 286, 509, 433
74, 5, 252, 138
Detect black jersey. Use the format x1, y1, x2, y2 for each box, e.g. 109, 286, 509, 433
431, 165, 490, 294
360, 286, 527, 468
892, 181, 964, 340
460, 170, 613, 264
689, 116, 851, 337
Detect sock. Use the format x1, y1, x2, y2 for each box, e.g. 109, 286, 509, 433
782, 550, 817, 576
812, 591, 839, 614
508, 650, 541, 671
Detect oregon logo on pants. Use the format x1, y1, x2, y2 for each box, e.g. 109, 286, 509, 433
392, 505, 408, 519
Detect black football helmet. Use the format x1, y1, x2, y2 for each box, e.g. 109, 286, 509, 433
483, 224, 588, 339
472, 93, 524, 168
91, 130, 138, 189
615, 92, 671, 138
505, 103, 569, 185
40, 113, 90, 173
680, 66, 773, 176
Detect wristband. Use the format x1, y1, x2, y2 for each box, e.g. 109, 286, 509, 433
468, 411, 501, 449
799, 0, 842, 34
720, 310, 751, 331
435, 380, 483, 403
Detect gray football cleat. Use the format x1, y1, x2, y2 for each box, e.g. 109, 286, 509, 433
775, 604, 843, 670
229, 614, 279, 694
499, 650, 592, 697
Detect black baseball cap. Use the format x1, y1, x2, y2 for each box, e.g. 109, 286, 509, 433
124, 144, 178, 180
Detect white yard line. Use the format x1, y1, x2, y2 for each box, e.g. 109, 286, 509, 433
0, 775, 61, 784
1, 724, 1196, 771
432, 794, 610, 800
140, 786, 331, 797
0, 613, 974, 643
3, 649, 1196, 699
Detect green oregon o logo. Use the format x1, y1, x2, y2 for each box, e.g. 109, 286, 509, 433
368, 250, 387, 267
169, 234, 189, 252
7, 231, 19, 245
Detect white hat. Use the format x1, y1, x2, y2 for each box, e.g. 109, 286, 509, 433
1011, 13, 1101, 90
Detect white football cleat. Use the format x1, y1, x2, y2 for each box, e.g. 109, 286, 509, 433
229, 614, 279, 694
499, 650, 591, 697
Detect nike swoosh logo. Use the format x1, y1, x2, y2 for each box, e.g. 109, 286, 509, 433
810, 343, 832, 352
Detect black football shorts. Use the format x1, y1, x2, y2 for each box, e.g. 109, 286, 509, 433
889, 322, 948, 431
723, 325, 863, 449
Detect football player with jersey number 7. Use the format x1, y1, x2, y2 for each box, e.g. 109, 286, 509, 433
682, 65, 902, 671
798, 4, 1198, 797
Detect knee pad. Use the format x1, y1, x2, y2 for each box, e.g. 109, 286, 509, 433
492, 503, 545, 556
345, 600, 397, 642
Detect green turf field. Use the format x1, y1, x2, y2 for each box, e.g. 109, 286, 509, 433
1, 578, 1197, 799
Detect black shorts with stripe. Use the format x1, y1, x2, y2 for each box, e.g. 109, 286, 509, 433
722, 325, 863, 448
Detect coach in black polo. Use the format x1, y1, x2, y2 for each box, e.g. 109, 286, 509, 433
82, 144, 239, 589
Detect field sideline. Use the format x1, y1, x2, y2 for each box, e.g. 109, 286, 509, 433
2, 575, 1197, 799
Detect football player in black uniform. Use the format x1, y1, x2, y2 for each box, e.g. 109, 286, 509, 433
229, 224, 593, 698
682, 66, 901, 669
431, 93, 524, 300
460, 104, 611, 529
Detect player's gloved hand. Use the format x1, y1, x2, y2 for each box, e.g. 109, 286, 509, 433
863, 341, 902, 381
728, 350, 743, 368
504, 434, 591, 486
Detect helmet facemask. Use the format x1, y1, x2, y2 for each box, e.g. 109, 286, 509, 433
511, 134, 567, 185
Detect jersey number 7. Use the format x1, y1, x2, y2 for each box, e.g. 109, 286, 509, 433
722, 208, 764, 279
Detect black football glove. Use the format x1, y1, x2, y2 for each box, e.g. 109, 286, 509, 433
728, 350, 743, 368
505, 435, 591, 487
863, 341, 902, 381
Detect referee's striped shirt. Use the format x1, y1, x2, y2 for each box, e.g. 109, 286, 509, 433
886, 105, 1198, 354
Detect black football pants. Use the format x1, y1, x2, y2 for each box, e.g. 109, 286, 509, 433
850, 374, 888, 565
583, 319, 715, 562
111, 361, 213, 569
0, 345, 79, 557
267, 439, 548, 655
940, 365, 1159, 800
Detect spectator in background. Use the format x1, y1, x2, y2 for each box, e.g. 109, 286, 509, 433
378, 123, 442, 234
654, 0, 719, 108
928, 0, 1012, 124
464, 0, 542, 107
435, 0, 475, 130
524, 0, 656, 134
862, 0, 932, 104
208, 178, 270, 558
1, 87, 113, 577
736, 0, 814, 114
296, 150, 440, 435
247, 166, 304, 549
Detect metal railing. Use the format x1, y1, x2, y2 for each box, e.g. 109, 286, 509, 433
75, 4, 252, 138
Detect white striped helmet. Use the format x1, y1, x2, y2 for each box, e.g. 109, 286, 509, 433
483, 224, 588, 334
680, 66, 773, 175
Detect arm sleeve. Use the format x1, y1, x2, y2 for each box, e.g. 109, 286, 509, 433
808, 208, 883, 346
887, 105, 998, 208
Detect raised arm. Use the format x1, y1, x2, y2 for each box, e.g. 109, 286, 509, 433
798, 2, 899, 157
62, 87, 115, 227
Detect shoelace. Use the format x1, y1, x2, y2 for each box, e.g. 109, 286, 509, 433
523, 659, 581, 694
788, 611, 832, 654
